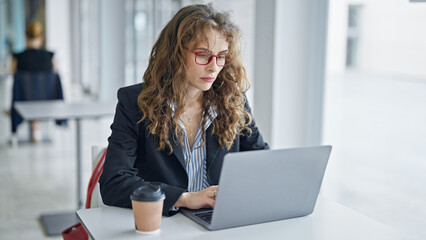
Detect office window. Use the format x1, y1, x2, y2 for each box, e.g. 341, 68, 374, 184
345, 5, 362, 68
78, 0, 100, 94
124, 0, 204, 85
0, 0, 47, 70
0, 0, 11, 69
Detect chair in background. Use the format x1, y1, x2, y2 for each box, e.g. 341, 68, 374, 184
62, 146, 106, 240
87, 145, 107, 208
11, 71, 67, 141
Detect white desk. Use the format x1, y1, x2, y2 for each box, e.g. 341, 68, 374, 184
14, 100, 116, 235
77, 196, 420, 240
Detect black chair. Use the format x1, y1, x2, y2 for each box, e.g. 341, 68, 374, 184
11, 71, 67, 134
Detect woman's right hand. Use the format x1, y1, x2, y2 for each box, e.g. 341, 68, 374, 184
174, 185, 218, 209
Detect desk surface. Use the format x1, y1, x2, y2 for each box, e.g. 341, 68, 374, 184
14, 100, 116, 120
77, 197, 419, 240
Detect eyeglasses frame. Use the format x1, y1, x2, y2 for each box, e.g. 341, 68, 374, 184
184, 47, 230, 67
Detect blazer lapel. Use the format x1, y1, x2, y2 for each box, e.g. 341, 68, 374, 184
170, 126, 224, 177
170, 133, 186, 169
206, 125, 221, 171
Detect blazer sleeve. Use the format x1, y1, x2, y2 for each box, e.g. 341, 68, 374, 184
239, 99, 270, 151
99, 85, 186, 216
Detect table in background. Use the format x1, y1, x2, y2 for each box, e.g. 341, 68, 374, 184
77, 196, 420, 240
14, 100, 116, 236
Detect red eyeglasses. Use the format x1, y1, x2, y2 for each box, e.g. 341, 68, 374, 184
184, 47, 230, 67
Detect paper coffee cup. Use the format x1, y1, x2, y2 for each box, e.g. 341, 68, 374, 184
130, 185, 165, 233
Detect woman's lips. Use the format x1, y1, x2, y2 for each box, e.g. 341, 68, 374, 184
201, 77, 215, 82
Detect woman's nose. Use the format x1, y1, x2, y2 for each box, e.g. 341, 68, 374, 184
207, 57, 219, 72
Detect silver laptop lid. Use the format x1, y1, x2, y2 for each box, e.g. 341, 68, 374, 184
210, 145, 332, 230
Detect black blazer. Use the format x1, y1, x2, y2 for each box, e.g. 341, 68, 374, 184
99, 83, 269, 216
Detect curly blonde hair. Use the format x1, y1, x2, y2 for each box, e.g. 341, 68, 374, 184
138, 4, 252, 152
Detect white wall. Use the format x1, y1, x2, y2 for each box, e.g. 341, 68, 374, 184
213, 0, 256, 107
99, 0, 126, 101
327, 0, 426, 79
326, 0, 349, 76
358, 0, 426, 78
254, 0, 328, 148
253, 0, 275, 144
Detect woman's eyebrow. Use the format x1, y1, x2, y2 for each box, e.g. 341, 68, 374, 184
193, 47, 229, 54
193, 47, 209, 52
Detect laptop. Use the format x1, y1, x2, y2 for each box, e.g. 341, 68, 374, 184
180, 145, 332, 230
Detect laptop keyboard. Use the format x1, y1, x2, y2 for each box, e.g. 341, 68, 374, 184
194, 210, 213, 224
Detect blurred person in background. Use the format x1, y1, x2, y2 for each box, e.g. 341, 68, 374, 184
11, 21, 57, 142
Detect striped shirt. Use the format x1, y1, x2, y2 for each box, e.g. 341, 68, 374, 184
175, 106, 218, 192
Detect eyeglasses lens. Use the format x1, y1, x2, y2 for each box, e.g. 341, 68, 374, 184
195, 53, 226, 66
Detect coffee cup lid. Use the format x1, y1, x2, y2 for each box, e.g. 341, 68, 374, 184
130, 185, 166, 202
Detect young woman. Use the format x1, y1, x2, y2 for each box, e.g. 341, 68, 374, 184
99, 4, 269, 216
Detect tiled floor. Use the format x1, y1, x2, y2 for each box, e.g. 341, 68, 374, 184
0, 119, 112, 240
0, 72, 425, 239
